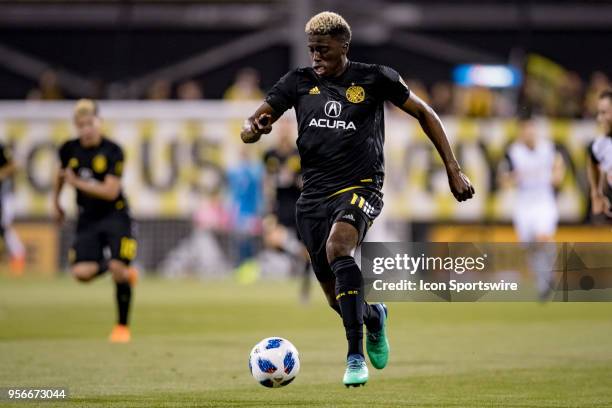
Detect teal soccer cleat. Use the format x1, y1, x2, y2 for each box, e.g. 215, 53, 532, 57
343, 354, 369, 387
366, 303, 389, 369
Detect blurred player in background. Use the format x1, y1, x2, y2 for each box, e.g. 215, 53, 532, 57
54, 99, 137, 343
227, 147, 264, 284
587, 90, 612, 223
241, 11, 474, 386
499, 113, 565, 299
0, 144, 25, 276
262, 120, 311, 302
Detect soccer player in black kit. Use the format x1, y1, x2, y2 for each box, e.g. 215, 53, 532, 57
54, 99, 137, 343
241, 12, 474, 386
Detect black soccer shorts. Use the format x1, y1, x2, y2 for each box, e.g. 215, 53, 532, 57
70, 212, 137, 266
296, 187, 383, 282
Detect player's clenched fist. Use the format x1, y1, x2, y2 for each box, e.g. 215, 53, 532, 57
448, 168, 475, 202
241, 113, 273, 143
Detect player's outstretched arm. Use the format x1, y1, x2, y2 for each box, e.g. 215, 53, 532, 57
241, 102, 278, 144
399, 92, 475, 202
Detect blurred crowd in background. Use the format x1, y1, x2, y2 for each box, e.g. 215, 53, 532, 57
24, 64, 610, 119
408, 69, 610, 119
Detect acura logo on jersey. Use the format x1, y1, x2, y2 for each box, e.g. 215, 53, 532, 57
308, 118, 356, 130
324, 101, 342, 118
309, 100, 356, 130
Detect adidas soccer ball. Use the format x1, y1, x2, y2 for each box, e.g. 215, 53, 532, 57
248, 337, 300, 388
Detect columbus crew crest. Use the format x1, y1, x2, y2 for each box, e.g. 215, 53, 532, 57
346, 85, 365, 103
92, 154, 107, 173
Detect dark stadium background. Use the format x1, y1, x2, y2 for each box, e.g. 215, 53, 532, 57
0, 1, 610, 99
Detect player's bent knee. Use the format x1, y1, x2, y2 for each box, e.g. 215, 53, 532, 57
72, 272, 91, 283
109, 260, 129, 283
326, 222, 359, 264
71, 264, 96, 282
325, 237, 353, 264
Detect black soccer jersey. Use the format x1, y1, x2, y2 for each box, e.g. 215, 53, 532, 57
59, 137, 129, 220
263, 147, 302, 227
265, 61, 410, 199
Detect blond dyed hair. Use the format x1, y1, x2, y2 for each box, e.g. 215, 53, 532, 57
73, 99, 98, 118
305, 11, 351, 43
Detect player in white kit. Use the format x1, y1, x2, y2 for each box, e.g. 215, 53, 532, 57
499, 114, 565, 299
587, 90, 612, 223
2, 181, 26, 275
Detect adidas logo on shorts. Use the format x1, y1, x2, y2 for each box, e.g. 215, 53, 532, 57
342, 213, 355, 222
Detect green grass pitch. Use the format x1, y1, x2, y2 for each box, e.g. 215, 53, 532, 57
1, 276, 611, 407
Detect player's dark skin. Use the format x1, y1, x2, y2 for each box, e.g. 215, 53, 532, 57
241, 33, 475, 308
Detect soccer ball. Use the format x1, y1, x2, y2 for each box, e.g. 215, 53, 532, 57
248, 337, 300, 388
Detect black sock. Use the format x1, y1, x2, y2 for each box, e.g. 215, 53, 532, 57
330, 255, 364, 357
330, 302, 342, 317
363, 302, 381, 332
115, 282, 132, 326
